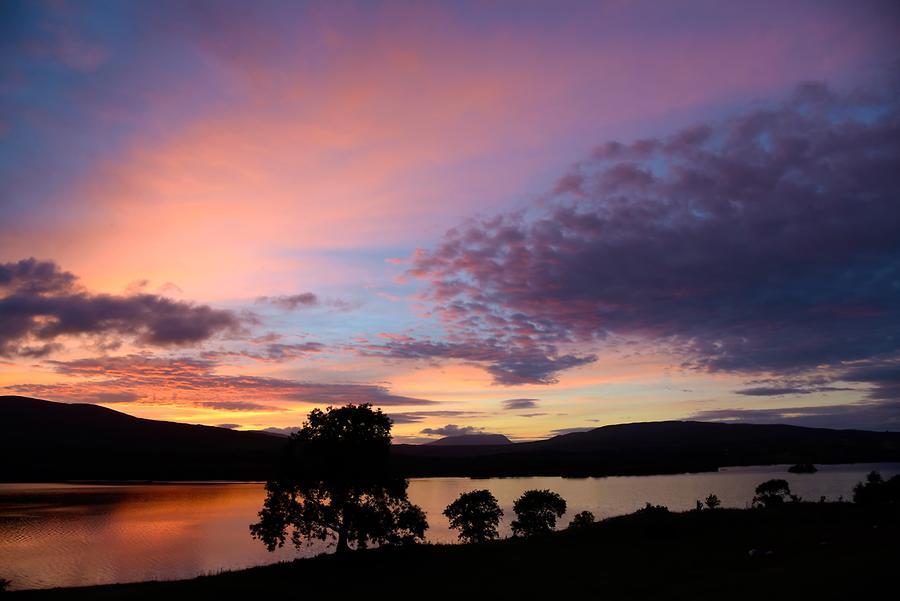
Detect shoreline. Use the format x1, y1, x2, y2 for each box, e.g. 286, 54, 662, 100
2, 460, 899, 487
7, 502, 898, 599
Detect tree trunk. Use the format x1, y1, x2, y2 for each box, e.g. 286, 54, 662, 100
336, 519, 350, 554
335, 511, 350, 555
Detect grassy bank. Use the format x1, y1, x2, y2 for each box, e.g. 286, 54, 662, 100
8, 502, 897, 600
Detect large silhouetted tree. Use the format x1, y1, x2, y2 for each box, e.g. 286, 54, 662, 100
752, 479, 793, 508
511, 489, 567, 537
443, 489, 503, 543
250, 404, 427, 554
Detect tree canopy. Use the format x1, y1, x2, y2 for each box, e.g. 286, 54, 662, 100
752, 479, 793, 508
511, 489, 567, 537
250, 404, 428, 553
443, 489, 504, 544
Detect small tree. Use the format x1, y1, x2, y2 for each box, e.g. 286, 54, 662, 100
567, 510, 596, 529
752, 479, 792, 508
511, 489, 567, 537
443, 489, 503, 543
250, 404, 428, 554
705, 494, 721, 509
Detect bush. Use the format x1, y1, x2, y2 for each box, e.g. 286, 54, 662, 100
635, 502, 670, 516
567, 511, 596, 529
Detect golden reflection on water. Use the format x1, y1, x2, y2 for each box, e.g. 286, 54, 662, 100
2, 463, 899, 590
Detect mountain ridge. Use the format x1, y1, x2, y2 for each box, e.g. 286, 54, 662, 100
2, 395, 899, 481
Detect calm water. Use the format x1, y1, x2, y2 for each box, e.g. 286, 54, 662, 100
2, 462, 898, 590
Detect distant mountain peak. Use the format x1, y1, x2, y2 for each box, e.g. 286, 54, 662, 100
425, 433, 512, 446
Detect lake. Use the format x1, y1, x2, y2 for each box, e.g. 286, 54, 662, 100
2, 462, 898, 590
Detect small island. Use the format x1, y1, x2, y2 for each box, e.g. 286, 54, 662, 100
788, 463, 818, 474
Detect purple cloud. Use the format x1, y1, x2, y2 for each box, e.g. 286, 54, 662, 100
421, 424, 482, 437
255, 293, 319, 310
5, 353, 438, 407
502, 398, 539, 410
194, 401, 283, 412
0, 258, 243, 357
400, 82, 900, 383
690, 400, 900, 432
363, 338, 595, 385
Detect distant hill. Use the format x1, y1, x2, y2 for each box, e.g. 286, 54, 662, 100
426, 433, 512, 446
392, 420, 900, 477
0, 396, 286, 481
3, 396, 900, 481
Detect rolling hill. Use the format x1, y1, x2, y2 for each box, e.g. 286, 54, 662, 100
2, 396, 899, 481
0, 396, 286, 481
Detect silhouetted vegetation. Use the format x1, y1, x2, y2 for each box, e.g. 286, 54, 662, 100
249, 404, 427, 554
443, 489, 503, 543
0, 578, 9, 594
788, 463, 817, 473
511, 490, 567, 537
752, 479, 794, 508
853, 470, 900, 507
567, 511, 596, 529
705, 494, 721, 509
635, 502, 670, 516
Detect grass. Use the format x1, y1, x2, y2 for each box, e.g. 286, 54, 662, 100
8, 502, 897, 600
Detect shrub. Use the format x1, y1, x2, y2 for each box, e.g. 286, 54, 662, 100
567, 510, 596, 529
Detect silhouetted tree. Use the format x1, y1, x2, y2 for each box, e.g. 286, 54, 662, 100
250, 404, 428, 554
0, 578, 9, 593
752, 479, 792, 508
511, 489, 567, 537
568, 510, 596, 529
705, 494, 721, 509
853, 471, 900, 506
443, 489, 503, 543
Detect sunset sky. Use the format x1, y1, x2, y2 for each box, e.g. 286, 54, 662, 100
1, 0, 899, 441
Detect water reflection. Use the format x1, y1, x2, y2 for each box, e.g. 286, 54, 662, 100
2, 463, 898, 590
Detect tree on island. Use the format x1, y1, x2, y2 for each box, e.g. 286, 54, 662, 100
788, 463, 817, 474
443, 489, 504, 543
511, 489, 567, 537
250, 404, 428, 554
705, 494, 721, 509
752, 479, 794, 508
567, 510, 596, 529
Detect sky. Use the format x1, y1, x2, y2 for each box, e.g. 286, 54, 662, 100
1, 0, 899, 441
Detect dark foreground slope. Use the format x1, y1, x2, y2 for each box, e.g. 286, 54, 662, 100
3, 396, 899, 480
9, 503, 897, 600
0, 396, 285, 481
